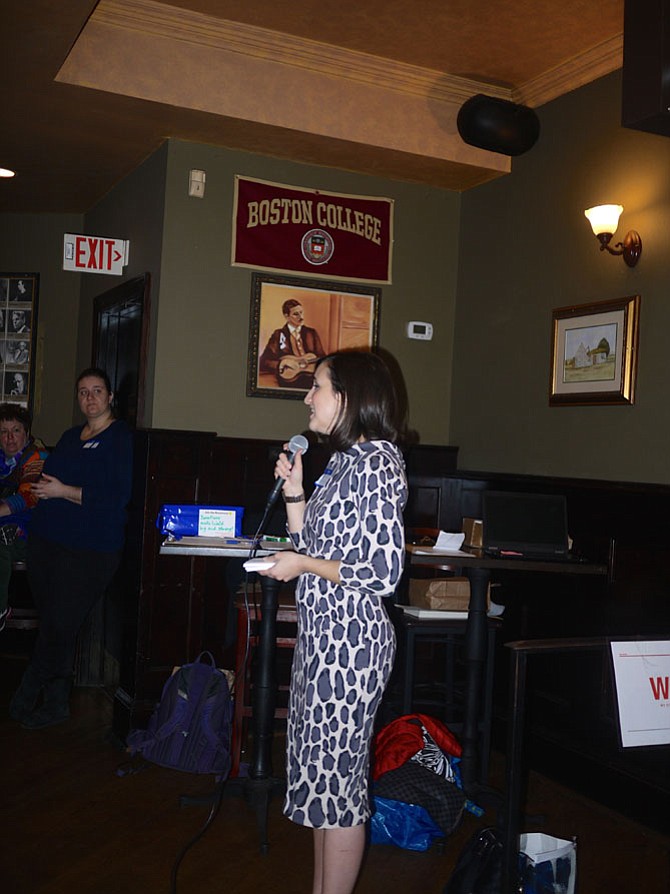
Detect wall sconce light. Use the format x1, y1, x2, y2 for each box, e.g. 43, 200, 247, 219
584, 204, 642, 267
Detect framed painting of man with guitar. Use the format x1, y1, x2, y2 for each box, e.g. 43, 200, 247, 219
247, 273, 380, 399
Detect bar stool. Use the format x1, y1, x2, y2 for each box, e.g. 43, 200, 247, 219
391, 606, 500, 782
231, 585, 297, 777
5, 560, 39, 631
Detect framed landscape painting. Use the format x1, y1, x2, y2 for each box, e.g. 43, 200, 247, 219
549, 295, 640, 406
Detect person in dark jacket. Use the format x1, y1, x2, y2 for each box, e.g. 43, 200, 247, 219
9, 367, 132, 729
0, 403, 45, 630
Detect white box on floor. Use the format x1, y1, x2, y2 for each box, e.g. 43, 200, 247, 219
519, 832, 576, 894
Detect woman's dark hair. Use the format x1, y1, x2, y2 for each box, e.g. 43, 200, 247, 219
0, 402, 31, 433
75, 367, 113, 394
316, 351, 399, 450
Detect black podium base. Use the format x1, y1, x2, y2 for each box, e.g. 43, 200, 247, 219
227, 774, 287, 854
178, 772, 286, 855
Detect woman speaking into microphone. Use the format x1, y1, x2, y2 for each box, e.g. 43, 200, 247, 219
258, 350, 407, 894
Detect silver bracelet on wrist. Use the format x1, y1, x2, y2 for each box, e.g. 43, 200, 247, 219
283, 492, 305, 503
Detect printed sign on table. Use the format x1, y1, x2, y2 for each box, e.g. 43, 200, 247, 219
610, 640, 670, 747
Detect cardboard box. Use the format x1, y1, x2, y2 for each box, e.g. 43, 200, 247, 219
409, 576, 490, 612
462, 517, 483, 548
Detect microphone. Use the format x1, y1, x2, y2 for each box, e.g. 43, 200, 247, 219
264, 434, 309, 511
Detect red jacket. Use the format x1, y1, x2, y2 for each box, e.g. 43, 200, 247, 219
372, 713, 461, 780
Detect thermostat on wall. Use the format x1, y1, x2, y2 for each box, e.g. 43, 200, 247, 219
406, 320, 433, 341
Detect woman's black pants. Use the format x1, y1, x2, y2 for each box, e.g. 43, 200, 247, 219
26, 533, 121, 684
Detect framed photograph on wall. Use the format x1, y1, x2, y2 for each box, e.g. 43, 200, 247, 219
0, 273, 39, 410
247, 272, 380, 399
549, 295, 640, 406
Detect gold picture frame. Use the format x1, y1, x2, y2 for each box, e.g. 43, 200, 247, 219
549, 295, 640, 406
247, 272, 380, 400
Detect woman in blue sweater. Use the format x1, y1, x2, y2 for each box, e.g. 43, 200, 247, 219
9, 368, 133, 729
0, 403, 45, 630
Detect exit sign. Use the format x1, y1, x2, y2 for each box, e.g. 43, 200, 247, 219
63, 233, 129, 275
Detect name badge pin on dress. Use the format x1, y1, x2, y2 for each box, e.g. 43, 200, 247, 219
314, 466, 333, 488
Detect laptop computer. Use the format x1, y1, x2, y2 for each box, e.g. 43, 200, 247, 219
482, 491, 571, 560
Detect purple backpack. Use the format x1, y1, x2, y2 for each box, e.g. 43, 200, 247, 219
126, 651, 232, 776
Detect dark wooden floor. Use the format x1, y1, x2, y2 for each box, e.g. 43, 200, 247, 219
3, 638, 670, 894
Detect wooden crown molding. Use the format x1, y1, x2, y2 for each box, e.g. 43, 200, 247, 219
94, 0, 511, 105
95, 0, 622, 110
515, 34, 623, 108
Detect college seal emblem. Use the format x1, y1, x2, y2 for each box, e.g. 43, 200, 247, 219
301, 228, 334, 265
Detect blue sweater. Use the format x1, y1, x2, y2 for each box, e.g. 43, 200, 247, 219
30, 420, 133, 553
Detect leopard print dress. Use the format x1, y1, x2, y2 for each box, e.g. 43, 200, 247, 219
283, 440, 407, 829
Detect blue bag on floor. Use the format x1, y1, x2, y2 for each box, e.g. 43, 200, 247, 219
126, 652, 232, 776
370, 795, 444, 851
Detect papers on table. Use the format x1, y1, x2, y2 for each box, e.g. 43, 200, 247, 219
436, 531, 465, 550
400, 606, 468, 620
399, 604, 504, 620
412, 531, 473, 558
163, 535, 291, 550
160, 536, 293, 557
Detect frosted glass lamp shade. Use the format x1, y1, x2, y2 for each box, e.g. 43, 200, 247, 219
584, 204, 623, 236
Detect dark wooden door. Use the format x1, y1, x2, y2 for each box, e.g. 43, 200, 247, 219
92, 273, 150, 428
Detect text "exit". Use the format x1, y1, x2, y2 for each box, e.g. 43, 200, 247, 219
63, 233, 129, 276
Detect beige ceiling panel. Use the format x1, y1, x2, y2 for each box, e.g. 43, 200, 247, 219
57, 0, 510, 180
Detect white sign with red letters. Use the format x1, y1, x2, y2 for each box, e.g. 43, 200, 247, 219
610, 640, 670, 746
63, 233, 129, 275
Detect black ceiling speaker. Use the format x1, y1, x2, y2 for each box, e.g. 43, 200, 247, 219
457, 94, 540, 156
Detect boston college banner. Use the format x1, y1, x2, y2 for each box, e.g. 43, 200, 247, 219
232, 176, 394, 284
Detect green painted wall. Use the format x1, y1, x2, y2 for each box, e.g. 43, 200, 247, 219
0, 146, 462, 450
0, 213, 83, 445
452, 70, 670, 484
150, 141, 460, 442
81, 143, 169, 426
11, 69, 670, 486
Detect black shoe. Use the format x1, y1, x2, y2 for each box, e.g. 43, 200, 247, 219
20, 676, 71, 730
21, 703, 70, 730
9, 665, 43, 722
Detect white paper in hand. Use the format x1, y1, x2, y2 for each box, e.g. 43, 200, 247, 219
243, 558, 276, 572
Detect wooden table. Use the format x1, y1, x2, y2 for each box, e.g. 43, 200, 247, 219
407, 546, 607, 892
407, 546, 607, 792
